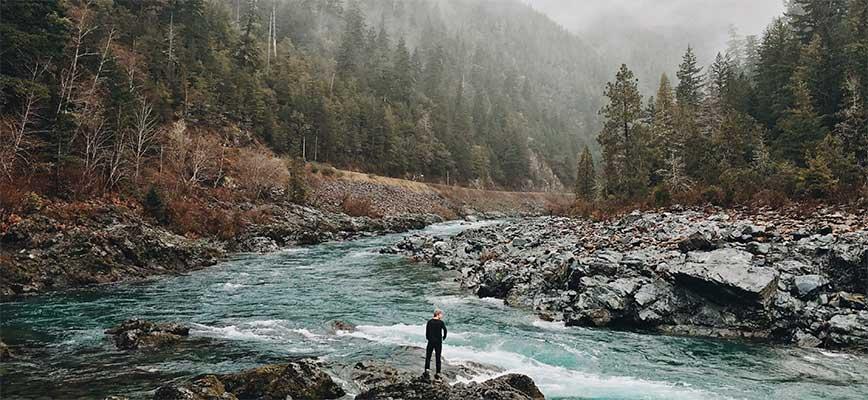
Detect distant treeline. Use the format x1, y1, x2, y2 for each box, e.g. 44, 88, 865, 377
579, 0, 867, 207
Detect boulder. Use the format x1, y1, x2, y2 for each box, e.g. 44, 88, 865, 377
824, 311, 868, 350
792, 274, 827, 298
677, 232, 716, 252
0, 340, 11, 361
154, 375, 237, 400
825, 238, 868, 294
476, 261, 515, 299
354, 373, 544, 400
155, 360, 345, 400
668, 249, 778, 306
329, 320, 356, 333
105, 319, 189, 350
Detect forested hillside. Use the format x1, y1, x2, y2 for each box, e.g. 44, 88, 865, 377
1, 0, 611, 199
579, 0, 868, 208
2, 0, 865, 216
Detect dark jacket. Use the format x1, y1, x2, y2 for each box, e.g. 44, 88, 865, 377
425, 318, 447, 343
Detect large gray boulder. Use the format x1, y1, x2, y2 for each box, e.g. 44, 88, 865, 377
668, 249, 778, 306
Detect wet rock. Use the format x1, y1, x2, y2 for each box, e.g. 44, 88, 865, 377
354, 373, 545, 400
792, 275, 828, 298
105, 319, 189, 350
0, 340, 11, 361
476, 261, 515, 299
329, 320, 356, 333
389, 207, 868, 350
824, 312, 868, 350
155, 360, 345, 400
669, 249, 778, 306
154, 375, 236, 400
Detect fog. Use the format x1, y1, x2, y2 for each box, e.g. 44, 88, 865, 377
522, 0, 786, 92
527, 0, 784, 47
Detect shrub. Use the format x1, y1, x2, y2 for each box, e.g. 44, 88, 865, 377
431, 204, 458, 220
341, 195, 380, 218
651, 185, 671, 207
797, 155, 838, 199
236, 148, 290, 199
0, 182, 26, 222
751, 189, 790, 209
701, 185, 726, 206
143, 186, 167, 223
321, 165, 336, 177
286, 158, 309, 204
166, 197, 245, 239
544, 196, 573, 216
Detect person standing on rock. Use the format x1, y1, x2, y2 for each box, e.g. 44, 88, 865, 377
424, 309, 447, 379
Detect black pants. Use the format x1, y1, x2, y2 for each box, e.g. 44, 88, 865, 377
425, 341, 442, 373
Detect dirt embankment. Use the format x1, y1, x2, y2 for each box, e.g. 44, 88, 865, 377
308, 169, 570, 218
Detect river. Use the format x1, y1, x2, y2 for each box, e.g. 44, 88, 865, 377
2, 220, 867, 399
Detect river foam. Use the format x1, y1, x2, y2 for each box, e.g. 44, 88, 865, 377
345, 323, 729, 400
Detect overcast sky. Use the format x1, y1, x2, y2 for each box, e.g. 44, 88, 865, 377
526, 0, 786, 48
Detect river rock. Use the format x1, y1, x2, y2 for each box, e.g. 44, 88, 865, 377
669, 249, 778, 306
792, 274, 828, 298
390, 206, 868, 350
354, 373, 544, 400
677, 231, 716, 252
0, 340, 11, 361
329, 320, 356, 333
105, 319, 189, 350
824, 311, 868, 350
155, 360, 345, 400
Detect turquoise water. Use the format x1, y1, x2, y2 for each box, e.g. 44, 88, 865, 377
2, 220, 867, 400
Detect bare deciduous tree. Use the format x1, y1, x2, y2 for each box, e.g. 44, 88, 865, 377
0, 62, 49, 181
128, 98, 159, 183
105, 125, 127, 192
164, 120, 226, 189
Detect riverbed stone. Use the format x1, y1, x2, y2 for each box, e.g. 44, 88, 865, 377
155, 360, 345, 400
669, 249, 778, 306
389, 207, 868, 350
105, 319, 190, 350
793, 274, 828, 298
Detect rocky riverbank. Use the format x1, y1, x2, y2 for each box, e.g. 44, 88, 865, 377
147, 360, 543, 400
97, 319, 544, 400
387, 206, 868, 351
0, 199, 442, 299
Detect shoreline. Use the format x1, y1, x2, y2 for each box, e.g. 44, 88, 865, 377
389, 204, 868, 352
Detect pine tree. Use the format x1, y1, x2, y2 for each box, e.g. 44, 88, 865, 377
598, 64, 648, 199
676, 45, 704, 110
336, 1, 366, 77
574, 145, 595, 200
754, 18, 801, 130
835, 75, 868, 168
391, 37, 414, 103
235, 0, 262, 71
776, 72, 828, 165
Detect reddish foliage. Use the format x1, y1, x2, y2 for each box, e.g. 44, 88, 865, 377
341, 195, 381, 218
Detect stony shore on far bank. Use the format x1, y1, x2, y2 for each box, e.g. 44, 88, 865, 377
0, 170, 562, 299
387, 206, 868, 351
0, 199, 443, 299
